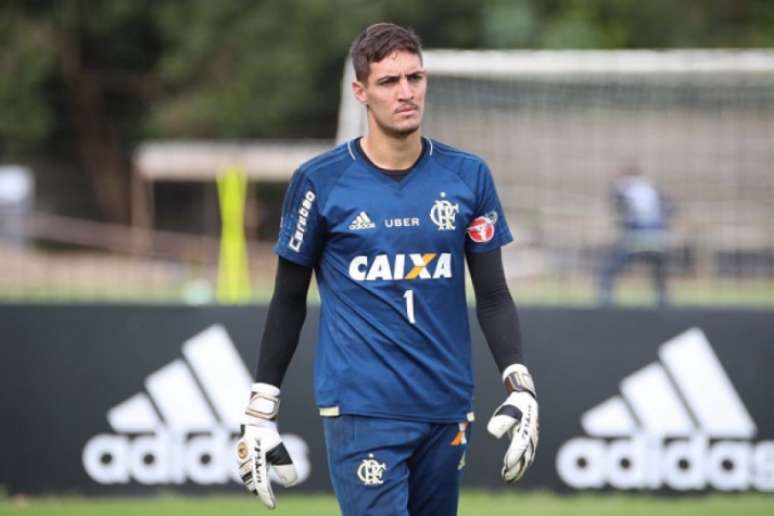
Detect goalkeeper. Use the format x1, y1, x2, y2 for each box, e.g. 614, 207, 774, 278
237, 23, 539, 515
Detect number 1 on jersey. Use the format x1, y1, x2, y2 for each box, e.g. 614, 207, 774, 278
403, 289, 416, 324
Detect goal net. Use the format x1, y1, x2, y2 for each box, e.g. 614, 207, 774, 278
337, 50, 774, 303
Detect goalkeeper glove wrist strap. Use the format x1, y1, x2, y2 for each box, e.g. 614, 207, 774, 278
502, 363, 536, 399
245, 382, 280, 421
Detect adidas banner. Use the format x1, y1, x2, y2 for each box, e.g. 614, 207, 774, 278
1, 305, 773, 494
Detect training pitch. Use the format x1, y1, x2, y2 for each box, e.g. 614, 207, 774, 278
1, 492, 773, 516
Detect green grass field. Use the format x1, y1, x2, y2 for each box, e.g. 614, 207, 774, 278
2, 492, 773, 516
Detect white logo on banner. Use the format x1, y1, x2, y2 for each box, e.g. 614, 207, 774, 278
82, 325, 311, 485
556, 328, 774, 492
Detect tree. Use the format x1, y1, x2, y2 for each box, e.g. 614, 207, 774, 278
2, 0, 773, 223
1, 0, 162, 223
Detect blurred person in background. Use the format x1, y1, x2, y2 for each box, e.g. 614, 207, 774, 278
0, 166, 34, 248
599, 164, 674, 307
235, 22, 539, 516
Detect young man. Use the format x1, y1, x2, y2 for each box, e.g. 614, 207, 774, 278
236, 23, 539, 515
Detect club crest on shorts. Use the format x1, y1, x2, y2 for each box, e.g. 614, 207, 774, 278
357, 453, 387, 486
430, 193, 459, 231
466, 212, 498, 243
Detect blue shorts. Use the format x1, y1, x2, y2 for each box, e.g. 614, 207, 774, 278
322, 415, 471, 516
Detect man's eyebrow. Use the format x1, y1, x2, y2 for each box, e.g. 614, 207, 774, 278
375, 70, 425, 82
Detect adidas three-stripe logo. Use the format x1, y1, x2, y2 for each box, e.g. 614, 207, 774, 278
582, 327, 755, 439
108, 325, 252, 434
557, 327, 774, 492
82, 325, 310, 486
349, 211, 376, 230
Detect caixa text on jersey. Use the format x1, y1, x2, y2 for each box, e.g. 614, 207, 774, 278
349, 253, 452, 281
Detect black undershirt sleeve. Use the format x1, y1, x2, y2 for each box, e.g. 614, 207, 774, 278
255, 257, 314, 387
466, 248, 524, 372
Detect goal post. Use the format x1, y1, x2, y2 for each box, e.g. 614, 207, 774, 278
336, 50, 774, 300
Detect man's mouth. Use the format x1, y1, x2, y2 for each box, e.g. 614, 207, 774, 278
395, 104, 418, 114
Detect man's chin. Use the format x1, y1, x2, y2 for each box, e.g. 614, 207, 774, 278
385, 123, 420, 139
372, 113, 422, 139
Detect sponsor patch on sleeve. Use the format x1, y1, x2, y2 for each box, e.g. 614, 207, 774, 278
466, 212, 497, 243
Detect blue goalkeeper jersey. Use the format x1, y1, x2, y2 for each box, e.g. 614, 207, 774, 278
274, 137, 513, 422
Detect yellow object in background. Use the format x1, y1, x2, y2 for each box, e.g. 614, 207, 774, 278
217, 167, 251, 303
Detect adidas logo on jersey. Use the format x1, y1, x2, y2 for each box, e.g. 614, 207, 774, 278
556, 328, 774, 492
82, 325, 310, 486
349, 211, 376, 230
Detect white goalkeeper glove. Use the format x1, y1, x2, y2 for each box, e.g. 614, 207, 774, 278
236, 383, 298, 509
486, 363, 539, 482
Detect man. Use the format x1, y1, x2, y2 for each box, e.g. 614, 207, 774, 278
598, 164, 673, 307
236, 23, 539, 515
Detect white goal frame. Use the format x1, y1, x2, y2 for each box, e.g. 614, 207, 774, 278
337, 49, 774, 143
335, 49, 774, 284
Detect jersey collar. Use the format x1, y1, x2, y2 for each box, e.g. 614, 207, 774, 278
348, 136, 433, 189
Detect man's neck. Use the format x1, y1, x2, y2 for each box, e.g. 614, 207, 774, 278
360, 129, 423, 171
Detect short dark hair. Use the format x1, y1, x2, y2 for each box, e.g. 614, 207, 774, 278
350, 23, 422, 82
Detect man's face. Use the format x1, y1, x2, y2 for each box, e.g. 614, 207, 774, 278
353, 50, 426, 138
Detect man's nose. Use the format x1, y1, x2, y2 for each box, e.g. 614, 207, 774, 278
398, 77, 413, 98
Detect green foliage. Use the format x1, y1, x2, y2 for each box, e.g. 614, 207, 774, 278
2, 0, 774, 161
0, 10, 54, 157
147, 0, 481, 139
0, 0, 162, 159
482, 0, 774, 49
483, 1, 540, 48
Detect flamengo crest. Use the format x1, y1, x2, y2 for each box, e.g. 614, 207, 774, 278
430, 193, 459, 231
357, 454, 387, 486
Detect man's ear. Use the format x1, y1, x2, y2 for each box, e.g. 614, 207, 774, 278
352, 80, 368, 105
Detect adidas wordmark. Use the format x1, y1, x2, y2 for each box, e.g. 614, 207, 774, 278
82, 325, 310, 485
556, 328, 774, 491
349, 211, 376, 230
